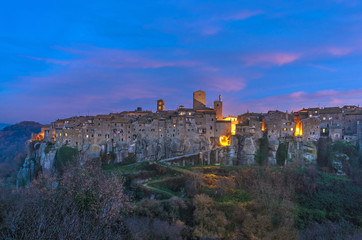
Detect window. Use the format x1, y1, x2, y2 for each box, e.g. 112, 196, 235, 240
283, 128, 287, 131
291, 128, 294, 131
329, 117, 332, 120
323, 117, 326, 120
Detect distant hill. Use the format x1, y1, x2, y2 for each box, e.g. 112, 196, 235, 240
0, 123, 10, 131
0, 121, 42, 177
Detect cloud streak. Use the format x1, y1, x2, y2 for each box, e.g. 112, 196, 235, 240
242, 52, 301, 66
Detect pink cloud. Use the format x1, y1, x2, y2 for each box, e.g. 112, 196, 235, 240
21, 55, 70, 65
201, 26, 221, 36
208, 77, 246, 92
308, 64, 337, 72
326, 47, 352, 56
289, 91, 306, 99
234, 88, 362, 114
223, 10, 264, 21
243, 52, 301, 66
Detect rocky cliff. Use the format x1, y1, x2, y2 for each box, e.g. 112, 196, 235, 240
17, 133, 212, 185
233, 135, 318, 166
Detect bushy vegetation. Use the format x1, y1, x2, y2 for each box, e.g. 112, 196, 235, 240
276, 142, 288, 166
295, 169, 362, 230
1, 147, 361, 239
55, 146, 78, 174
0, 160, 129, 239
255, 131, 269, 165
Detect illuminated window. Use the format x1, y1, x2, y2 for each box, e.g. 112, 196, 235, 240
322, 128, 326, 133
283, 128, 287, 131
291, 128, 294, 131
65, 133, 68, 136
309, 115, 312, 117
86, 135, 89, 138
188, 112, 191, 115
323, 117, 326, 120
60, 133, 62, 136
329, 117, 332, 120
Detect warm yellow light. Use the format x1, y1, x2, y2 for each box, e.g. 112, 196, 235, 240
261, 120, 266, 131
231, 124, 236, 135
219, 135, 230, 146
294, 118, 303, 136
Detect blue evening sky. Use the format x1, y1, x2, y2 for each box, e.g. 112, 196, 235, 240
1, 0, 362, 123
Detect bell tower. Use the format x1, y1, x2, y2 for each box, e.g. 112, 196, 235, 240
214, 95, 223, 120
193, 90, 206, 110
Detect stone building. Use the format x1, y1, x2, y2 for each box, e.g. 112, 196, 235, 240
193, 90, 206, 110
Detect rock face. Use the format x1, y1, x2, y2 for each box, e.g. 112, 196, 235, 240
131, 134, 210, 162
234, 135, 318, 167
268, 139, 279, 165
234, 136, 257, 165
17, 133, 212, 184
16, 141, 42, 186
39, 142, 57, 177
332, 153, 349, 176
300, 141, 318, 165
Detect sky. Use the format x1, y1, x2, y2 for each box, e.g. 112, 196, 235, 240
1, 0, 362, 124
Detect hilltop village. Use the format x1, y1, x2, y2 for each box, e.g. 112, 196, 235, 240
33, 90, 362, 162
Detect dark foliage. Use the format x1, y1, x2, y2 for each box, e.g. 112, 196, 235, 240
295, 170, 362, 231
276, 142, 288, 166
55, 146, 78, 174
255, 131, 269, 165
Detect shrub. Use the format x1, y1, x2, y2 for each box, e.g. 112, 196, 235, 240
0, 159, 129, 240
255, 132, 269, 165
55, 146, 78, 174
276, 142, 288, 166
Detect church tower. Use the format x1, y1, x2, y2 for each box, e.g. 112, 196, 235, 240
214, 95, 223, 120
193, 90, 206, 110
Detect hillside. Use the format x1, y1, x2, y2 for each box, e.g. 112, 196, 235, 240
0, 123, 10, 131
0, 121, 42, 177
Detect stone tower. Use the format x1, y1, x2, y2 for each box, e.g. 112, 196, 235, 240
157, 99, 165, 112
214, 95, 223, 120
193, 90, 206, 110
